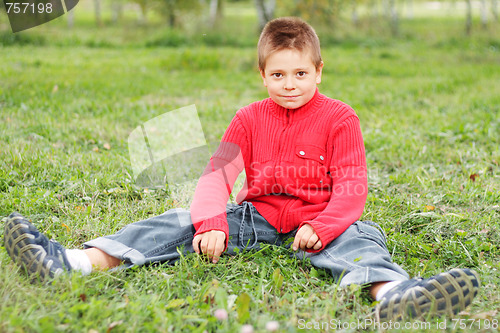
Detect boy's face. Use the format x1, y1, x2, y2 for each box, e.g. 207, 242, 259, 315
260, 48, 323, 110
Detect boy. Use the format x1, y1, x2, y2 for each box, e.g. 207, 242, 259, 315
4, 17, 479, 322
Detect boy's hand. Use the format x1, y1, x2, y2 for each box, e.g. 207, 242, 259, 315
192, 230, 226, 263
292, 224, 323, 251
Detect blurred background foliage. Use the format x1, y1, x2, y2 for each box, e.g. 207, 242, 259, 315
0, 0, 498, 47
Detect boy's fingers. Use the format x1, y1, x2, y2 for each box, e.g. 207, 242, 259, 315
306, 233, 319, 249
301, 229, 315, 249
192, 235, 201, 254
207, 235, 221, 263
212, 235, 225, 263
193, 231, 226, 263
313, 239, 323, 250
200, 236, 209, 256
206, 238, 215, 262
292, 229, 304, 251
296, 228, 312, 251
293, 224, 322, 251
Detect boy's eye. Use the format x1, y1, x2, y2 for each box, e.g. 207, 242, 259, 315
272, 73, 283, 78
297, 71, 306, 77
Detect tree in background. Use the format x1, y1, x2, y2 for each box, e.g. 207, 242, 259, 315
160, 0, 202, 27
131, 0, 149, 24
493, 0, 498, 21
283, 0, 340, 25
255, 0, 276, 30
209, 0, 225, 27
3, 0, 496, 38
385, 0, 399, 36
111, 0, 125, 23
94, 0, 102, 26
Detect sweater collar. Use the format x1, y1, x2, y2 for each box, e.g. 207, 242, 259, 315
268, 88, 324, 122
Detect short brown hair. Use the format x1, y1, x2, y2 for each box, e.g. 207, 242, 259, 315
257, 17, 322, 71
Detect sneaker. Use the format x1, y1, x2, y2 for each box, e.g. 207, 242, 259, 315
375, 268, 480, 321
4, 212, 71, 282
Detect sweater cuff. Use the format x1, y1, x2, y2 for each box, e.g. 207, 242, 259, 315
193, 212, 229, 250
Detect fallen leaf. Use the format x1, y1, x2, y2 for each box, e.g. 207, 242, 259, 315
425, 205, 435, 211
103, 143, 111, 150
469, 173, 479, 182
165, 298, 186, 309
61, 223, 70, 232
471, 310, 498, 319
79, 293, 87, 302
107, 321, 123, 333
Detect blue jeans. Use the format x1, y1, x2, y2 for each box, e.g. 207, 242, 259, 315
84, 202, 409, 286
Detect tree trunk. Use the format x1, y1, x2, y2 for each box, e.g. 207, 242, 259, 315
371, 0, 379, 18
352, 0, 359, 26
480, 0, 488, 28
67, 9, 74, 28
388, 0, 399, 36
255, 0, 275, 30
406, 0, 414, 19
465, 0, 472, 34
138, 2, 147, 24
169, 12, 176, 27
164, 0, 176, 27
493, 0, 498, 21
94, 0, 102, 27
209, 0, 224, 27
382, 0, 390, 18
112, 1, 123, 23
265, 0, 276, 20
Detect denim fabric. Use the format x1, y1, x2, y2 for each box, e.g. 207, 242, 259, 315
84, 202, 408, 285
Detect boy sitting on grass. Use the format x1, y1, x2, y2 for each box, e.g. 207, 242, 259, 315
3, 17, 479, 322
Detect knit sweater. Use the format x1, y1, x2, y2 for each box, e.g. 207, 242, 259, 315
190, 89, 367, 253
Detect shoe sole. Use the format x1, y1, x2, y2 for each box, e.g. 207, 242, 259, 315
4, 213, 65, 282
376, 268, 480, 321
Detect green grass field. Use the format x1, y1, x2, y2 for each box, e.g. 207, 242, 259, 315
0, 3, 499, 332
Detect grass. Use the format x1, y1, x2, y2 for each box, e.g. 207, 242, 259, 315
0, 3, 499, 333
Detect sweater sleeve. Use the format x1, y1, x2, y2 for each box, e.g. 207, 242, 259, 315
299, 115, 368, 253
190, 114, 249, 248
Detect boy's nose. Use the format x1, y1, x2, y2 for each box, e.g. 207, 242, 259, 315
283, 77, 295, 90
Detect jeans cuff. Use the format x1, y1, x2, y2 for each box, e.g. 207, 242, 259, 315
84, 237, 146, 266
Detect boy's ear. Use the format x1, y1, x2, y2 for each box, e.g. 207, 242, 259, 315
260, 69, 268, 87
316, 61, 324, 85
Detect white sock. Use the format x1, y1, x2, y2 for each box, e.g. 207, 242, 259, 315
65, 249, 92, 276
375, 281, 402, 301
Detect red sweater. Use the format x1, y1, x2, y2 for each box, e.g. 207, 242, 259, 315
190, 89, 367, 253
